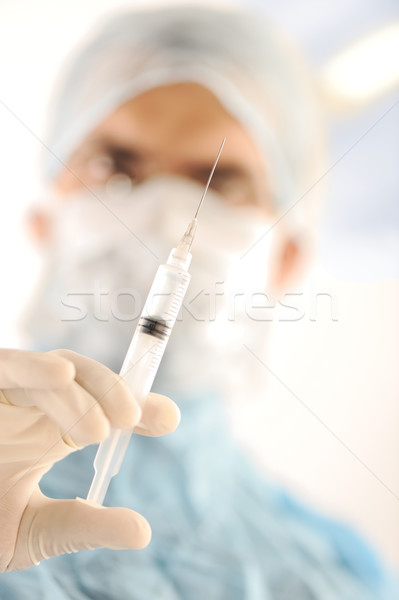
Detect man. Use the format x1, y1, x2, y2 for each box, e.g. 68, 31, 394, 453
0, 5, 397, 598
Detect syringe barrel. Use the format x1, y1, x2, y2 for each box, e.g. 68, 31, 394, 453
119, 262, 191, 405
87, 258, 191, 505
142, 262, 191, 331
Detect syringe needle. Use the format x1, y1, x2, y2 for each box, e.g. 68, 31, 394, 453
174, 138, 226, 260
194, 138, 226, 219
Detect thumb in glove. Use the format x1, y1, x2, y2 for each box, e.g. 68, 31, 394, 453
7, 488, 151, 571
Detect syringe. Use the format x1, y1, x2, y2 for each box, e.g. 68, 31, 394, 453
87, 139, 226, 505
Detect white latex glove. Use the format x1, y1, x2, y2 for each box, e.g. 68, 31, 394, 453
0, 348, 180, 572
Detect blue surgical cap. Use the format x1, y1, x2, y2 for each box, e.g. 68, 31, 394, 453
43, 4, 322, 210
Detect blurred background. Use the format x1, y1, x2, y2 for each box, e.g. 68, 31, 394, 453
0, 0, 398, 568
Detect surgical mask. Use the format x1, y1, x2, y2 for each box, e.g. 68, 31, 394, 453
22, 177, 274, 401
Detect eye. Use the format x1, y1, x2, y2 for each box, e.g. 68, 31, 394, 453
208, 171, 255, 206
112, 151, 140, 183
85, 148, 140, 185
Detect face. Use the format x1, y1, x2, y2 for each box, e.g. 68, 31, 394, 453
33, 82, 305, 292
56, 83, 273, 215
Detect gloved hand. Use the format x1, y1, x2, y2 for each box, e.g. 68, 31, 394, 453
0, 348, 180, 572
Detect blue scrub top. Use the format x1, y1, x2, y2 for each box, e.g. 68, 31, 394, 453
1, 395, 398, 599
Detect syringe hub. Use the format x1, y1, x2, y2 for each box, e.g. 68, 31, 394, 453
167, 218, 197, 270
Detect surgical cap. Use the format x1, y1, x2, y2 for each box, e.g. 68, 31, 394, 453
44, 4, 322, 209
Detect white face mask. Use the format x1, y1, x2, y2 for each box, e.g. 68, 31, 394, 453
22, 176, 274, 400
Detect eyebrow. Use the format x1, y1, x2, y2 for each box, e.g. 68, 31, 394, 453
76, 137, 252, 182
76, 138, 143, 162
186, 163, 252, 183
